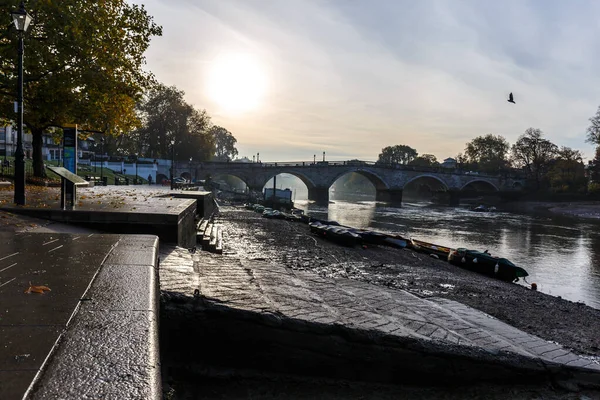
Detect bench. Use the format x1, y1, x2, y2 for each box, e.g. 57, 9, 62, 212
85, 175, 107, 186
114, 176, 130, 186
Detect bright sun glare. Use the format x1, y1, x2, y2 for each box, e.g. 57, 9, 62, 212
207, 52, 267, 113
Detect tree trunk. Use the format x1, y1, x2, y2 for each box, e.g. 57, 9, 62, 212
32, 127, 45, 178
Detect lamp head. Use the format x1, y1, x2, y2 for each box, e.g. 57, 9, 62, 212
11, 2, 32, 32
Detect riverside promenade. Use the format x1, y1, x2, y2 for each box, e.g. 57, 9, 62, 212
0, 185, 187, 399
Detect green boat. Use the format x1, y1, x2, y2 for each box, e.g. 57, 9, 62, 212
447, 248, 528, 282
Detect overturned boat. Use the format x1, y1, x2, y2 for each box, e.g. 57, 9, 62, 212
448, 248, 528, 282
410, 239, 453, 259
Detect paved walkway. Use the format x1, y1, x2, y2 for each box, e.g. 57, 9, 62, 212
0, 232, 161, 400
160, 245, 600, 388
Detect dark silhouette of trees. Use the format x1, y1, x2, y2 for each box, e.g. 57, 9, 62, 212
464, 134, 510, 172
409, 154, 439, 167
210, 126, 238, 161
511, 128, 558, 189
377, 145, 418, 165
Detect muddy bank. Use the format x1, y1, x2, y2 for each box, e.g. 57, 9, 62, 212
219, 207, 600, 358
503, 200, 600, 221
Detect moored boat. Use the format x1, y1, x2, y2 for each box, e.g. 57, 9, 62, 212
323, 226, 361, 247
448, 248, 528, 282
410, 239, 453, 259
309, 221, 327, 236
382, 236, 408, 248
355, 230, 389, 246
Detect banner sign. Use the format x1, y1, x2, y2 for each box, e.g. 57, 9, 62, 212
63, 125, 77, 174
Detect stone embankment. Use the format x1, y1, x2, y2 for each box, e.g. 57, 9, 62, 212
159, 207, 600, 399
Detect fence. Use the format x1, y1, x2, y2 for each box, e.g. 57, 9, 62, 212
0, 159, 63, 182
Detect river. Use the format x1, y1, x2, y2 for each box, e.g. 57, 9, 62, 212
294, 199, 600, 310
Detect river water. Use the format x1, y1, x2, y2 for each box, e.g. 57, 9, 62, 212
294, 199, 600, 310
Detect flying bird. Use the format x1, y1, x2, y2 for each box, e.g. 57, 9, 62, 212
508, 93, 515, 104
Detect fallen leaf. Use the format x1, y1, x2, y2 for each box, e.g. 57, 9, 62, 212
24, 282, 51, 294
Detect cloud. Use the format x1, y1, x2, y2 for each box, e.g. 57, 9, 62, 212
139, 0, 600, 161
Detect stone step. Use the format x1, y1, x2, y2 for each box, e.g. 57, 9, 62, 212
202, 223, 213, 250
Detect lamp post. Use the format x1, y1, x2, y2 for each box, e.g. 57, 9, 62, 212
189, 157, 192, 183
170, 139, 175, 190
323, 151, 325, 162
313, 154, 316, 164
11, 1, 32, 205
100, 137, 105, 183
135, 153, 138, 185
3, 128, 7, 164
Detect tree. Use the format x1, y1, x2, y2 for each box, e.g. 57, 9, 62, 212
589, 147, 600, 185
546, 146, 586, 193
464, 134, 510, 172
409, 154, 439, 167
182, 108, 215, 161
130, 84, 214, 161
377, 145, 418, 165
586, 106, 600, 146
210, 126, 238, 161
511, 128, 558, 189
0, 1, 162, 176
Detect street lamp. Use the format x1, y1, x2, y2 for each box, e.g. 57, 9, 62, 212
313, 154, 316, 164
170, 139, 175, 190
100, 137, 105, 183
323, 151, 325, 162
11, 1, 32, 205
189, 157, 192, 183
3, 128, 7, 164
134, 153, 139, 185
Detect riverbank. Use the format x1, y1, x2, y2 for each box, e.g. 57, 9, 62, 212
503, 200, 600, 221
220, 207, 600, 358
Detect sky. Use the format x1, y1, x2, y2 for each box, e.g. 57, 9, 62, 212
137, 0, 600, 162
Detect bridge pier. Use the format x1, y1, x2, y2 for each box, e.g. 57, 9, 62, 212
376, 189, 403, 204
308, 187, 329, 204
448, 190, 461, 206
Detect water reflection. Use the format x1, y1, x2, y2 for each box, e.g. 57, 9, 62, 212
294, 200, 600, 309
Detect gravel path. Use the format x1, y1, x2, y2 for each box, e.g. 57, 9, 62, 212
219, 207, 600, 358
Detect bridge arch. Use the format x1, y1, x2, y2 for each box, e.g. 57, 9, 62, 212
328, 168, 390, 191
404, 174, 450, 191
205, 172, 251, 190
460, 179, 499, 192
261, 171, 317, 191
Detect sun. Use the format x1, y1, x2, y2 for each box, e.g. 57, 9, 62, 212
207, 52, 267, 113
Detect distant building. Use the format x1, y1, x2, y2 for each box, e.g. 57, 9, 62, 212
234, 156, 252, 163
0, 124, 95, 162
441, 157, 457, 168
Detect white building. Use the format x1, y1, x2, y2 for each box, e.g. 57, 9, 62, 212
441, 157, 457, 168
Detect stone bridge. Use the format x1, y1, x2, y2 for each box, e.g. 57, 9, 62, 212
167, 161, 525, 204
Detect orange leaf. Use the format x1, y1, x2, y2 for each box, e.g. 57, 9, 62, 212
24, 282, 51, 294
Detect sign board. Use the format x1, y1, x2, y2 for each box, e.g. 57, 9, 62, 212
47, 166, 88, 186
63, 124, 77, 174
47, 165, 88, 210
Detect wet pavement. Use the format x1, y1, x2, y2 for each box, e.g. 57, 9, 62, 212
160, 245, 600, 390
0, 186, 201, 247
0, 185, 209, 399
0, 232, 161, 399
